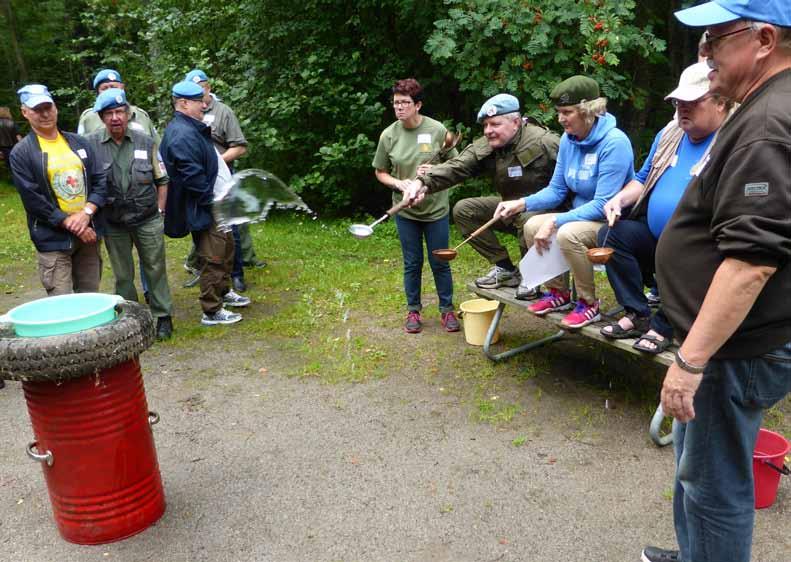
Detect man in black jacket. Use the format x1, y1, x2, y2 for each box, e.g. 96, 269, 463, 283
643, 2, 791, 562
159, 80, 250, 326
9, 84, 106, 296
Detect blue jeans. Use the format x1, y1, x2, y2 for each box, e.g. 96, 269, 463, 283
672, 341, 791, 562
395, 214, 453, 313
598, 219, 673, 337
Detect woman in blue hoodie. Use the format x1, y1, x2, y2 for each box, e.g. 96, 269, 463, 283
495, 76, 634, 328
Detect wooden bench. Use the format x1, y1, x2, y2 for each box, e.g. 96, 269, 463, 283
467, 283, 674, 446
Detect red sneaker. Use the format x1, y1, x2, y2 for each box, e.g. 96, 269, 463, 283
404, 311, 422, 333
561, 299, 601, 329
527, 289, 572, 316
441, 311, 460, 332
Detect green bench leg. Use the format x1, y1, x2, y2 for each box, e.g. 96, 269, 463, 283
649, 403, 674, 447
482, 302, 566, 363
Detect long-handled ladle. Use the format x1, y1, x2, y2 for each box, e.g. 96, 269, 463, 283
432, 215, 501, 261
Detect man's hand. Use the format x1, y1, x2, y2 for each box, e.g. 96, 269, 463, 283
392, 179, 413, 193
62, 210, 92, 237
77, 227, 97, 244
660, 362, 703, 422
416, 163, 433, 177
402, 180, 428, 206
494, 199, 526, 220
533, 217, 556, 255
603, 197, 622, 227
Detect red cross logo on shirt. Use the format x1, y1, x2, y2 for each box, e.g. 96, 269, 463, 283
66, 175, 78, 187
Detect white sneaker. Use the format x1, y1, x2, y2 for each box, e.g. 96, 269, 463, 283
222, 290, 251, 308
201, 308, 242, 326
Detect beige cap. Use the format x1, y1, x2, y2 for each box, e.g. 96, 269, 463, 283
665, 62, 711, 102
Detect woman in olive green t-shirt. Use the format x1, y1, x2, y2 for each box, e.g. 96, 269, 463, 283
372, 78, 459, 334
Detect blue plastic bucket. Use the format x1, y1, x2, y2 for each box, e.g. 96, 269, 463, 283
0, 293, 124, 338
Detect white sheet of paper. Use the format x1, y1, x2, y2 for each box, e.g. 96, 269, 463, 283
518, 233, 570, 290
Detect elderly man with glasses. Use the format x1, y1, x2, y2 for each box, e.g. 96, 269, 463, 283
641, 1, 791, 562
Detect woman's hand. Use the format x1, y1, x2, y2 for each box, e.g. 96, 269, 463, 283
402, 180, 428, 206
392, 179, 412, 192
534, 217, 557, 256
603, 196, 622, 227
494, 199, 526, 220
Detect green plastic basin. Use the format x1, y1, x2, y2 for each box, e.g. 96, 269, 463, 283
0, 293, 124, 338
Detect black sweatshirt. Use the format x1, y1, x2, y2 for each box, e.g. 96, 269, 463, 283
656, 69, 791, 359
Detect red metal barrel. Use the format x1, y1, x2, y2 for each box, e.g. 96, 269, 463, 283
23, 358, 165, 544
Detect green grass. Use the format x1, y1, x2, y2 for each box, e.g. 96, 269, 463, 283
2, 180, 789, 437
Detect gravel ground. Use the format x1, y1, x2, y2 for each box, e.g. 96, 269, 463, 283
0, 291, 789, 562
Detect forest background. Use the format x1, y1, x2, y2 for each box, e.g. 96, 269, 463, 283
0, 0, 701, 215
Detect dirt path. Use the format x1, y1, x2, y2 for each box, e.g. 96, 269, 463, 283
1, 279, 789, 562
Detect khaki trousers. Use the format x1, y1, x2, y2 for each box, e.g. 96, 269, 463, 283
104, 214, 173, 318
452, 196, 537, 264
196, 222, 234, 314
523, 213, 603, 303
36, 238, 102, 296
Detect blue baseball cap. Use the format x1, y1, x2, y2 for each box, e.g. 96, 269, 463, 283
675, 0, 791, 27
171, 80, 204, 100
92, 69, 123, 90
185, 69, 209, 84
93, 88, 128, 113
476, 94, 520, 123
17, 84, 54, 108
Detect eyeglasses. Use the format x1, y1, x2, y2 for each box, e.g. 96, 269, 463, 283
392, 100, 414, 107
701, 26, 754, 52
671, 94, 711, 109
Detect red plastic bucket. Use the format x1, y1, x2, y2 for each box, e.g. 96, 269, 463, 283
23, 359, 165, 544
753, 428, 790, 509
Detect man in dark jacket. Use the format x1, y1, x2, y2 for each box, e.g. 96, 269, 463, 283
159, 80, 250, 326
643, 2, 791, 562
87, 88, 174, 340
9, 84, 106, 295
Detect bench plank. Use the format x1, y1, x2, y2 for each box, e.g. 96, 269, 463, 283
467, 284, 675, 367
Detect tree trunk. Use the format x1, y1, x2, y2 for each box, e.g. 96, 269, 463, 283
0, 0, 28, 83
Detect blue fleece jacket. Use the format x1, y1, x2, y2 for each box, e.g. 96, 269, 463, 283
523, 113, 633, 226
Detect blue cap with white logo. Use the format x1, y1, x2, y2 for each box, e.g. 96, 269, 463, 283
171, 80, 204, 100
92, 69, 123, 90
675, 0, 791, 27
93, 88, 128, 113
17, 84, 54, 108
476, 94, 520, 123
185, 69, 209, 84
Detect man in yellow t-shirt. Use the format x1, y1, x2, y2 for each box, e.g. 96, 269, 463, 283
9, 84, 107, 295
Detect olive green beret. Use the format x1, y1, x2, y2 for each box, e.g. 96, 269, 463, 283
550, 76, 600, 106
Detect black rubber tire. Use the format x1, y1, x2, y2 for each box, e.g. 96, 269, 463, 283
0, 301, 155, 382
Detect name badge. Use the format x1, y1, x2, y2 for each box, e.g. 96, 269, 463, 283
508, 166, 523, 178
583, 153, 597, 166
416, 134, 432, 144
134, 149, 148, 160
203, 114, 215, 124
670, 154, 678, 168
76, 148, 87, 159
159, 162, 167, 175
129, 122, 145, 132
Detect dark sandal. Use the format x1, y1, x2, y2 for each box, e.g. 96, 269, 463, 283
632, 333, 672, 354
600, 314, 650, 340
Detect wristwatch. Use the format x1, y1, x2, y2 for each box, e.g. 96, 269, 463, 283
82, 206, 94, 216
675, 349, 707, 374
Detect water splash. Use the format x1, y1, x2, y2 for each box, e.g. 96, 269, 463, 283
213, 168, 315, 232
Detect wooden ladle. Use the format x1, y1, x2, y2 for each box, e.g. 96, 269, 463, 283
432, 215, 500, 261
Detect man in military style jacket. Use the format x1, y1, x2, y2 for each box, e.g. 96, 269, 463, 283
405, 94, 559, 292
